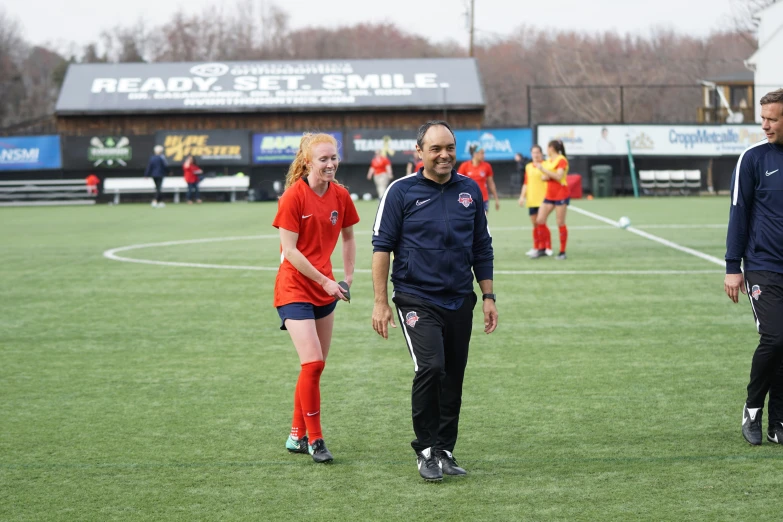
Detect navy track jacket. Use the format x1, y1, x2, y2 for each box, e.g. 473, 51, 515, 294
372, 169, 494, 310
726, 140, 783, 274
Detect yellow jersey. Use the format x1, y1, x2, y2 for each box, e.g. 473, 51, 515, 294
524, 162, 547, 208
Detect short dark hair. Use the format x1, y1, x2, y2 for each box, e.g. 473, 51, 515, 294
760, 89, 783, 106
416, 120, 455, 149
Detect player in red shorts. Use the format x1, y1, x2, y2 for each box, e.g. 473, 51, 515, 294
273, 133, 360, 463
533, 140, 570, 260
457, 145, 500, 213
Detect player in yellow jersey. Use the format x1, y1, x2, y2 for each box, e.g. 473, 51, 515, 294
518, 145, 551, 257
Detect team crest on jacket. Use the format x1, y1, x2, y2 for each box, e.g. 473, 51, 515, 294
752, 285, 762, 301
330, 210, 338, 225
405, 311, 419, 328
458, 192, 473, 208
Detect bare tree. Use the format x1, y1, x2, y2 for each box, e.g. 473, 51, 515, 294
730, 0, 779, 44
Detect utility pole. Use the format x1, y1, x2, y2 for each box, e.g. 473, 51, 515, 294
469, 0, 475, 57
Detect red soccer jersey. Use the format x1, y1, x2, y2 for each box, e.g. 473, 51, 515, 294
415, 161, 424, 172
183, 163, 202, 183
544, 156, 570, 201
272, 178, 360, 307
457, 160, 494, 202
370, 156, 391, 175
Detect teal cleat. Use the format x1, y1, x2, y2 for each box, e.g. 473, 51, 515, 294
286, 435, 309, 454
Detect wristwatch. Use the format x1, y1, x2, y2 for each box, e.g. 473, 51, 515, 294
482, 293, 496, 302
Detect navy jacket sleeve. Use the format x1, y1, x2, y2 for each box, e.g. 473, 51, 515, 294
472, 190, 494, 281
725, 153, 756, 274
372, 183, 403, 253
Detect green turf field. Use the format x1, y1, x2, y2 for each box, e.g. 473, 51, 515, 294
1, 197, 779, 521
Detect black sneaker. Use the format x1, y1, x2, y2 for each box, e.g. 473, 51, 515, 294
556, 252, 567, 260
529, 249, 547, 259
767, 423, 783, 444
742, 404, 763, 446
435, 449, 466, 476
416, 447, 443, 482
308, 438, 334, 463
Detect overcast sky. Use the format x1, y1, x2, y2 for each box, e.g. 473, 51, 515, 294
7, 0, 738, 54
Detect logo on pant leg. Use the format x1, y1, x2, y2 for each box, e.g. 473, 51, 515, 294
405, 311, 419, 327
752, 285, 762, 301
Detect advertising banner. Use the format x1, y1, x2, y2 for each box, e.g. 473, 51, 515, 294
0, 135, 61, 171
453, 129, 533, 161
537, 124, 767, 156
342, 129, 419, 164
56, 59, 484, 114
154, 131, 250, 166
252, 132, 343, 164
61, 135, 156, 169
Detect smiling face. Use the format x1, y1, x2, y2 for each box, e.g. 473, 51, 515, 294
307, 142, 339, 183
761, 102, 783, 146
416, 125, 456, 182
531, 146, 543, 163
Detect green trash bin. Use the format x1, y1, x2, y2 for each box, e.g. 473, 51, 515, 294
591, 165, 613, 198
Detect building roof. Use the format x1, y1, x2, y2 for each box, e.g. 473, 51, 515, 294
55, 58, 485, 115
702, 71, 755, 84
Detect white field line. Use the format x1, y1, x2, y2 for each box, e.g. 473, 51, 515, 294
103, 234, 721, 275
569, 206, 726, 268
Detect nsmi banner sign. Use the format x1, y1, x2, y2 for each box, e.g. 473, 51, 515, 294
55, 59, 484, 114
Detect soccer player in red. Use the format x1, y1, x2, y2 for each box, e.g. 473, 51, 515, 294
534, 140, 570, 260
273, 133, 360, 463
366, 149, 393, 198
457, 145, 500, 213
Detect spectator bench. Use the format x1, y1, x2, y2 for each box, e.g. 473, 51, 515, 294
0, 179, 96, 206
103, 176, 250, 204
638, 170, 701, 195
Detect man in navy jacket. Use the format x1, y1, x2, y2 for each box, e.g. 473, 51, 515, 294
725, 88, 783, 446
371, 120, 498, 481
144, 145, 170, 207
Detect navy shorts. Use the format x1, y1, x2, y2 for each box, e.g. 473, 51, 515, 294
528, 206, 539, 216
277, 301, 337, 330
543, 198, 570, 206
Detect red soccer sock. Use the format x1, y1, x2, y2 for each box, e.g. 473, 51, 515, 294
559, 225, 568, 254
298, 360, 325, 442
532, 225, 541, 250
290, 376, 306, 440
543, 225, 552, 251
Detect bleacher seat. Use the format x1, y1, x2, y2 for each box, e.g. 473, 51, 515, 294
669, 170, 686, 193
103, 176, 250, 204
685, 170, 702, 191
654, 171, 671, 193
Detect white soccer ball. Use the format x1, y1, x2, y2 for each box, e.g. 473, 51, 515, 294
618, 216, 631, 229
362, 193, 373, 201
350, 193, 359, 201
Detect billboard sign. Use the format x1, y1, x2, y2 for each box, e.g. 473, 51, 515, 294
537, 124, 768, 156
0, 135, 61, 171
342, 129, 418, 164
55, 59, 484, 114
154, 131, 250, 166
453, 128, 533, 161
61, 135, 156, 169
252, 132, 343, 164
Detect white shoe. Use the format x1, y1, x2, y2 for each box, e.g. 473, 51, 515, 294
157, 202, 166, 208
545, 249, 553, 256
151, 201, 158, 208
525, 248, 538, 257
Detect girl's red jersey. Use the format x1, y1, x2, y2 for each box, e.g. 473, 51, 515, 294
272, 178, 360, 307
457, 160, 494, 202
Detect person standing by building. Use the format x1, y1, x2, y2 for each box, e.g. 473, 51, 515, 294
367, 150, 393, 198
519, 145, 550, 257
182, 154, 203, 204
144, 145, 170, 208
273, 133, 360, 463
532, 140, 570, 260
457, 145, 500, 214
371, 120, 498, 482
725, 88, 783, 446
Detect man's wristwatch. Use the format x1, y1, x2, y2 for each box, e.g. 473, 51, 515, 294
482, 293, 496, 302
